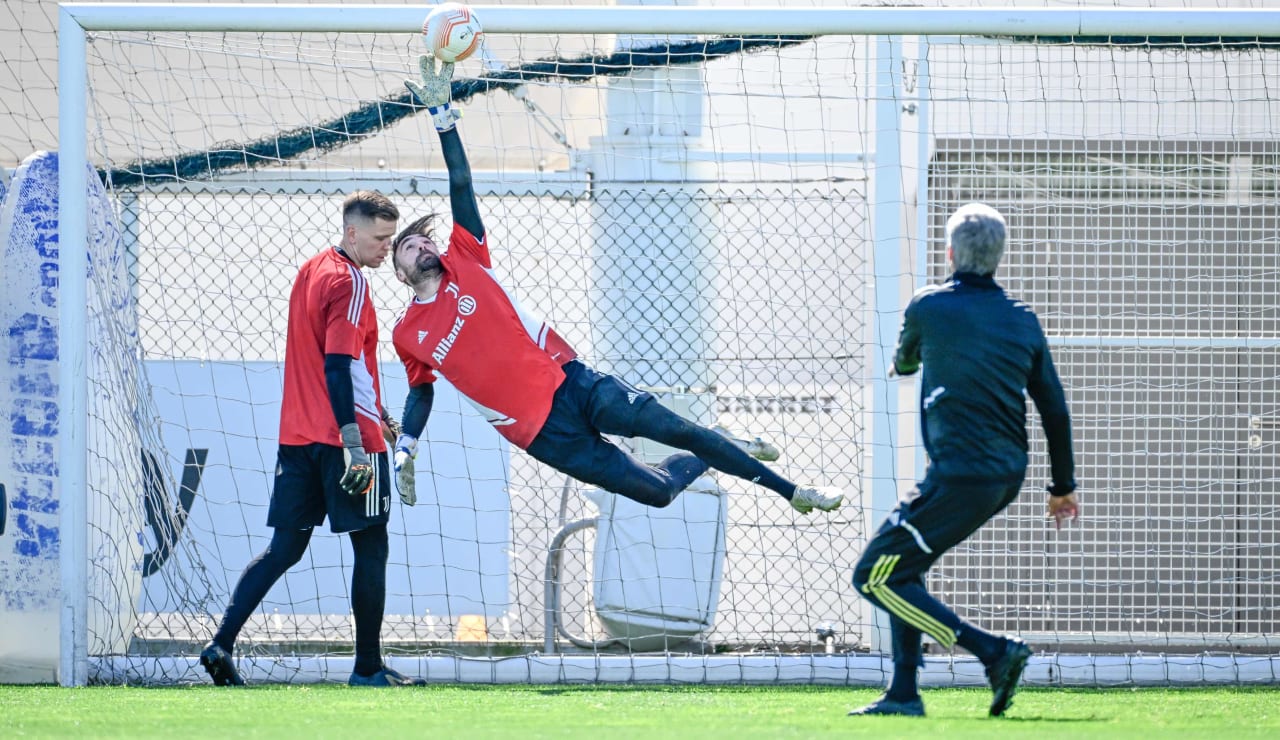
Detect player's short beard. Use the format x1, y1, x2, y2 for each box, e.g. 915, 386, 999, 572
406, 251, 442, 286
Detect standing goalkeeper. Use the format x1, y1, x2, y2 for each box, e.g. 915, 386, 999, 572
199, 191, 424, 688
849, 203, 1079, 718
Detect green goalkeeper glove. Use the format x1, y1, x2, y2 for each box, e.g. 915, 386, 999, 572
405, 54, 460, 132
339, 423, 374, 497
392, 434, 418, 506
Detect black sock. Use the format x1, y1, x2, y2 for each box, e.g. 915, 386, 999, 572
350, 524, 390, 676
956, 625, 1005, 665
886, 614, 923, 702
213, 527, 311, 654
886, 665, 920, 701
629, 405, 795, 496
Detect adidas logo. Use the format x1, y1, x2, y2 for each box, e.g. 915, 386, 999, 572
626, 391, 640, 405
418, 330, 429, 344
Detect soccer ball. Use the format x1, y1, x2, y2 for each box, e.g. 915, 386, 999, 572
422, 3, 484, 64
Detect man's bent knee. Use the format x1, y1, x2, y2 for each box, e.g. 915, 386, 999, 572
616, 484, 680, 509
852, 547, 914, 594
265, 527, 311, 567
852, 568, 877, 595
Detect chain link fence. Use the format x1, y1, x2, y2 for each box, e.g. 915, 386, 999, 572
123, 182, 872, 656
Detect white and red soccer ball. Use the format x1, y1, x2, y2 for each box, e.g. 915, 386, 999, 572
422, 3, 484, 64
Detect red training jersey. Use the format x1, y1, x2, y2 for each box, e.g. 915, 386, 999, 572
279, 246, 386, 453
392, 226, 577, 449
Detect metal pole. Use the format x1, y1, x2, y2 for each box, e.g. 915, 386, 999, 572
57, 5, 90, 688
911, 45, 930, 486
62, 5, 1280, 37
867, 34, 905, 656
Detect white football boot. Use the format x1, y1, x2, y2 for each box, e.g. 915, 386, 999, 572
790, 485, 844, 514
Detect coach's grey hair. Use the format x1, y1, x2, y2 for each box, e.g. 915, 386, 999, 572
946, 203, 1007, 275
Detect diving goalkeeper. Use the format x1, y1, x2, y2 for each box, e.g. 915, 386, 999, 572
388, 56, 843, 515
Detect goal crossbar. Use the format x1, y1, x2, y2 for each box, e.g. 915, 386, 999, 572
61, 4, 1280, 37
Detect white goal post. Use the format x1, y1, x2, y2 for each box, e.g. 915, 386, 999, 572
39, 3, 1280, 687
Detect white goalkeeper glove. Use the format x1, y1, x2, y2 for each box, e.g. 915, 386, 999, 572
339, 423, 374, 497
393, 434, 418, 506
405, 54, 460, 132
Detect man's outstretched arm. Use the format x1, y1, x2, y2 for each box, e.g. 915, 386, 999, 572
406, 55, 484, 240
438, 128, 483, 240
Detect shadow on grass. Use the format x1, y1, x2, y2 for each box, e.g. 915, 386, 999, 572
995, 716, 1102, 723
429, 684, 840, 696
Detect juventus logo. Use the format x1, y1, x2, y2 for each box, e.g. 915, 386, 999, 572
141, 448, 208, 578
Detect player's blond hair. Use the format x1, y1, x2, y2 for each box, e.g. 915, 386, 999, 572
342, 190, 400, 225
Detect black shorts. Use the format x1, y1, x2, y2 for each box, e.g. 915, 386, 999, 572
525, 361, 658, 489
266, 443, 391, 533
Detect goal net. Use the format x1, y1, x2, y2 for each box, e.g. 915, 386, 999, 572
16, 4, 1278, 686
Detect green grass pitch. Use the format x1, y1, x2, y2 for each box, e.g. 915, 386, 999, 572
1, 685, 1276, 738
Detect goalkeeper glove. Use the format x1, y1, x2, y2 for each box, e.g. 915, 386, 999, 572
405, 54, 460, 132
339, 423, 375, 497
393, 434, 418, 506
380, 407, 401, 446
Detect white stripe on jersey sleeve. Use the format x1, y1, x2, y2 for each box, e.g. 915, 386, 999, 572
345, 263, 367, 325
350, 350, 382, 425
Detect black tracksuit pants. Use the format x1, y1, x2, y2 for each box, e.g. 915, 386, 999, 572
852, 474, 1022, 668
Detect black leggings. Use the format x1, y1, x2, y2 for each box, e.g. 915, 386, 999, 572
851, 477, 1022, 663
527, 362, 798, 508
539, 399, 795, 508
629, 401, 795, 498
213, 523, 388, 675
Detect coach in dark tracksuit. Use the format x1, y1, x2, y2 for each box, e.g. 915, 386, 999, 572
849, 203, 1080, 719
